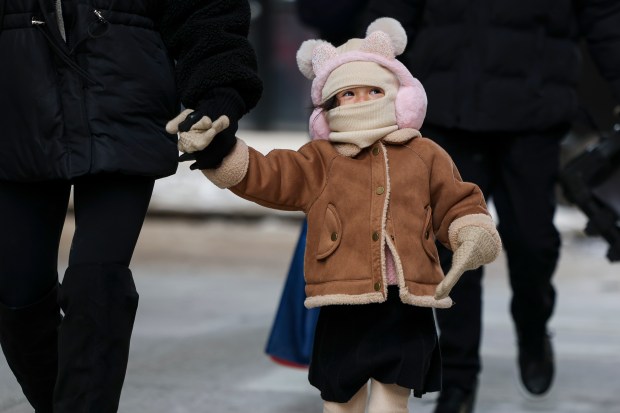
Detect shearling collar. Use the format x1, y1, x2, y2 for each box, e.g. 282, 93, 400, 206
333, 128, 422, 157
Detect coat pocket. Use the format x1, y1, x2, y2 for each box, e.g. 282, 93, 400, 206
421, 205, 439, 263
316, 204, 342, 260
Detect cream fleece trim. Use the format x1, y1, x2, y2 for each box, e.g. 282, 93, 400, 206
201, 139, 249, 189
331, 128, 421, 157
448, 213, 501, 251
334, 142, 362, 157
400, 292, 453, 308
305, 290, 453, 309
380, 143, 391, 291
305, 292, 385, 308
383, 128, 421, 144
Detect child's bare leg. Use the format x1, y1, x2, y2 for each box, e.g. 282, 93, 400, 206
367, 379, 410, 413
323, 382, 368, 413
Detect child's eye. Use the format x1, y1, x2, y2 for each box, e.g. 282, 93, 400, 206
341, 90, 355, 97
370, 88, 384, 95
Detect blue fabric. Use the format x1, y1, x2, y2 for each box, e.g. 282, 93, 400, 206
265, 220, 319, 367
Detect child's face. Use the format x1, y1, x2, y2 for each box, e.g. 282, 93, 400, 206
335, 86, 385, 106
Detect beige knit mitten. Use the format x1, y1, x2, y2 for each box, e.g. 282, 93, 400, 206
165, 108, 230, 153
435, 225, 502, 300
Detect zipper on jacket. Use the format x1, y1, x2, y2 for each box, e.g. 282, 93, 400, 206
33, 0, 100, 86
93, 9, 106, 23
88, 9, 109, 37
32, 20, 98, 84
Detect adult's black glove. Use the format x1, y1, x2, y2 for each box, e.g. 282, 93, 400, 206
166, 89, 245, 169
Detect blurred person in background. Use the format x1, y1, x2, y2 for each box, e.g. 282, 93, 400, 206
174, 17, 502, 412
361, 1, 620, 412
0, 0, 261, 412
296, 0, 370, 45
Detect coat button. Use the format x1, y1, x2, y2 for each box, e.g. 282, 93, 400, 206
372, 147, 380, 156
331, 232, 338, 241
425, 230, 430, 239
374, 281, 381, 291
372, 231, 380, 241
376, 186, 385, 195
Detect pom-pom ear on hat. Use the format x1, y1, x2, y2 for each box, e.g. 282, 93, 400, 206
296, 39, 337, 80
296, 39, 320, 80
366, 17, 407, 56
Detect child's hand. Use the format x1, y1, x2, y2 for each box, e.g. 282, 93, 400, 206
166, 109, 230, 154
435, 226, 501, 300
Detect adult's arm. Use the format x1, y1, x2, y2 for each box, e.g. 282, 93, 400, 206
158, 0, 263, 168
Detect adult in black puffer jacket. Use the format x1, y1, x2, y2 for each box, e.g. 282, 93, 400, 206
0, 0, 262, 412
363, 1, 620, 412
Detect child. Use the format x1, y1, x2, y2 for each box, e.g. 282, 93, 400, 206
169, 18, 502, 413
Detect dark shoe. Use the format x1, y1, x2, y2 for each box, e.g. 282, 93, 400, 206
517, 333, 554, 396
433, 385, 476, 413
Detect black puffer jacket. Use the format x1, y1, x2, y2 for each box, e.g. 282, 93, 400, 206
0, 0, 262, 181
364, 0, 620, 132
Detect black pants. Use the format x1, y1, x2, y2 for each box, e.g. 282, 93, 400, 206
422, 125, 565, 391
0, 174, 154, 306
0, 174, 154, 411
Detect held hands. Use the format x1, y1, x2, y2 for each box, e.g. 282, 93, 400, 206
166, 109, 230, 154
166, 89, 245, 170
166, 106, 238, 170
434, 226, 501, 300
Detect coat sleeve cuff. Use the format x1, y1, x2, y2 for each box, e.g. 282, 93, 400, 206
448, 213, 501, 251
201, 139, 249, 188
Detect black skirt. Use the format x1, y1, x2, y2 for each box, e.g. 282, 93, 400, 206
308, 286, 442, 403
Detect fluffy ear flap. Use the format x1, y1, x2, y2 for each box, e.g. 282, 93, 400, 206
366, 17, 407, 56
308, 108, 331, 140
296, 39, 337, 79
394, 78, 427, 130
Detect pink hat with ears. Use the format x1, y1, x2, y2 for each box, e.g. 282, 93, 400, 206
296, 17, 427, 140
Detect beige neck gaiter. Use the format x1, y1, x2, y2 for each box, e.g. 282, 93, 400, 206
322, 61, 399, 149
326, 96, 398, 148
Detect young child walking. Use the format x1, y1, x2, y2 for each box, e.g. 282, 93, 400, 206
169, 17, 502, 413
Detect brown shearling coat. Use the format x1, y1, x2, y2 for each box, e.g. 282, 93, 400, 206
205, 128, 496, 308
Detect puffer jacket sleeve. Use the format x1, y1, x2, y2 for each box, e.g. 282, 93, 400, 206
578, 0, 620, 103
157, 0, 263, 115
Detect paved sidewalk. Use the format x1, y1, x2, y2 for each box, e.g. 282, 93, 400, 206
1, 206, 618, 413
